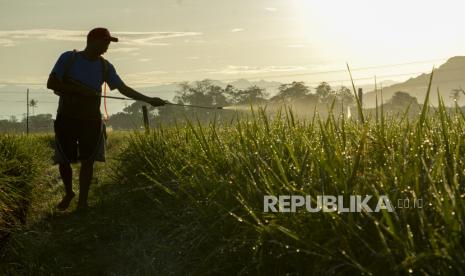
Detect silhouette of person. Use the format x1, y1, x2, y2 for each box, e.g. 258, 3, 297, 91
47, 27, 165, 212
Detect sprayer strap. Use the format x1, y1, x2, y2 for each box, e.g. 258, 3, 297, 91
100, 56, 109, 83
63, 49, 78, 79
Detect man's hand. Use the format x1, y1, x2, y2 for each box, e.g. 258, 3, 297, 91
148, 97, 166, 107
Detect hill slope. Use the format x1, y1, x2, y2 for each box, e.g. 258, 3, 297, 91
363, 56, 465, 107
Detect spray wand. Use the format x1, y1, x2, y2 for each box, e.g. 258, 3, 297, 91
101, 95, 224, 110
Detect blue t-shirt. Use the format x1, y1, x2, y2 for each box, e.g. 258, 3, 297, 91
50, 50, 123, 91
50, 51, 124, 119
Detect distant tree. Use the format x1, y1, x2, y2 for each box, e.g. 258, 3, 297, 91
243, 85, 267, 103
164, 80, 237, 124
224, 84, 239, 103
389, 91, 418, 107
21, 113, 53, 132
174, 79, 227, 107
315, 82, 332, 99
272, 81, 309, 101
303, 93, 319, 104
208, 84, 229, 106
0, 119, 21, 132
228, 85, 267, 105
335, 86, 354, 105
29, 99, 38, 116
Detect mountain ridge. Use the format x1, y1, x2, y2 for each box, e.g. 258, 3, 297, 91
363, 56, 465, 107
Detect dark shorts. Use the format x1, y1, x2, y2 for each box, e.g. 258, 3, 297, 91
53, 114, 106, 164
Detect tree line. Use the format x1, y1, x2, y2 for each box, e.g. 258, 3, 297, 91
0, 80, 363, 132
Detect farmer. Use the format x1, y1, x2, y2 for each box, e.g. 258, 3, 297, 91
47, 27, 166, 212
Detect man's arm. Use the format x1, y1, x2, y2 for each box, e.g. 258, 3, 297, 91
117, 83, 166, 106
47, 74, 99, 97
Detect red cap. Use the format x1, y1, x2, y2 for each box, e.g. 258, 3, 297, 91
87, 28, 118, 42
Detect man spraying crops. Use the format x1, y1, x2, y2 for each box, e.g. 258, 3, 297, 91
47, 27, 166, 212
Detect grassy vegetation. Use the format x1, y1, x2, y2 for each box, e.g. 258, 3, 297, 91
1, 96, 465, 274
0, 131, 142, 274
109, 104, 465, 275
0, 134, 51, 246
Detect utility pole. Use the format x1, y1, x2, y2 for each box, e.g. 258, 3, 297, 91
141, 105, 150, 133
26, 89, 29, 135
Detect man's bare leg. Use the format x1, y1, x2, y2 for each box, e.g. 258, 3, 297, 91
78, 159, 94, 210
57, 163, 75, 210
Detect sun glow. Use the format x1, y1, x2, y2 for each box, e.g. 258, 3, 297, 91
292, 0, 465, 65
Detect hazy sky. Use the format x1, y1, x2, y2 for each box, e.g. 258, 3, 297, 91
1, 0, 465, 88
